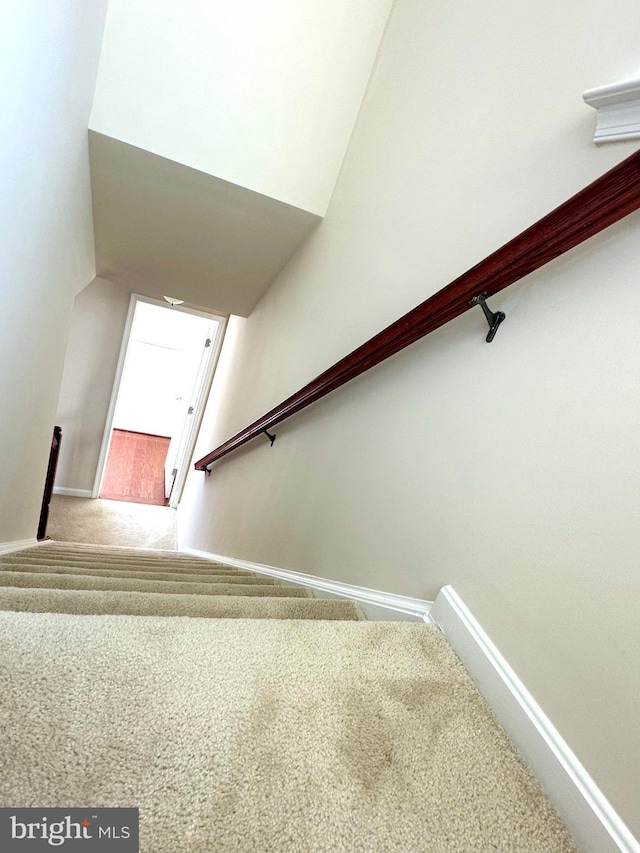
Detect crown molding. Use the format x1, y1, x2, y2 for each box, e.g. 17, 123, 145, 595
583, 78, 640, 144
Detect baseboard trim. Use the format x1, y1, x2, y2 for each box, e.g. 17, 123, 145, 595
183, 548, 433, 621
52, 488, 93, 498
431, 585, 639, 853
0, 538, 39, 556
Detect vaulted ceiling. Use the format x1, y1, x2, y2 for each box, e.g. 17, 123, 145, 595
87, 0, 394, 317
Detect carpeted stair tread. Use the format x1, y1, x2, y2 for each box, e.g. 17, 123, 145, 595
0, 571, 310, 598
0, 612, 577, 853
0, 564, 274, 585
45, 542, 192, 557
34, 550, 226, 565
43, 543, 215, 562
3, 558, 251, 576
0, 586, 364, 620
33, 542, 202, 560
3, 553, 248, 571
42, 539, 185, 557
7, 553, 235, 572
38, 555, 223, 567
10, 547, 224, 561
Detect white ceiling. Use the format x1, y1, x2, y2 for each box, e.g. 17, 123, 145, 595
89, 131, 321, 317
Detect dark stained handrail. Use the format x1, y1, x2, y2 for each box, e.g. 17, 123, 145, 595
195, 149, 640, 472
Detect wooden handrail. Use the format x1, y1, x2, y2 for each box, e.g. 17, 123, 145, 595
195, 149, 640, 472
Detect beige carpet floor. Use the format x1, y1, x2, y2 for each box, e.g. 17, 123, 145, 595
0, 586, 365, 620
48, 495, 177, 549
0, 615, 577, 852
0, 563, 277, 584
0, 571, 311, 597
0, 543, 578, 851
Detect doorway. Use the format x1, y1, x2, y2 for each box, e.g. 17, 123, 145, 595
94, 295, 226, 508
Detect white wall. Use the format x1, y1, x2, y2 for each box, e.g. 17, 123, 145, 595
89, 0, 394, 215
179, 0, 640, 838
0, 2, 108, 542
55, 277, 131, 494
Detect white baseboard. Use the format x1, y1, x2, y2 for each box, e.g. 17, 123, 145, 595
0, 538, 39, 556
183, 548, 433, 622
52, 488, 93, 499
431, 585, 639, 853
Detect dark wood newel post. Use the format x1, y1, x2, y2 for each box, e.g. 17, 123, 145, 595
38, 425, 62, 541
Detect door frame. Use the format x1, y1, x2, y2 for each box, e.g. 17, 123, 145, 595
92, 293, 227, 507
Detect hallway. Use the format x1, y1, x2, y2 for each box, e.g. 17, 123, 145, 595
100, 429, 170, 506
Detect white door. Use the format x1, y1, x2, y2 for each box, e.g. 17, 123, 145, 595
163, 323, 218, 502
94, 295, 226, 505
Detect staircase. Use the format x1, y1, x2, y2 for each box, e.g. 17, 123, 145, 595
0, 542, 577, 852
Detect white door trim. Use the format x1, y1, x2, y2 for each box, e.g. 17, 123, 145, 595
92, 294, 227, 502
168, 318, 227, 508
92, 292, 137, 499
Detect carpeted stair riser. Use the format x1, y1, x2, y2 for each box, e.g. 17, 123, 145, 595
54, 545, 186, 556
2, 558, 251, 574
0, 572, 310, 598
39, 545, 210, 563
8, 548, 224, 561
0, 586, 365, 620
18, 544, 237, 571
34, 550, 226, 564
0, 564, 274, 585
4, 554, 237, 572
26, 543, 225, 560
37, 544, 196, 558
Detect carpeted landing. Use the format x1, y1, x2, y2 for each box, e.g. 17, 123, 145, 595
47, 495, 177, 549
0, 542, 578, 852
